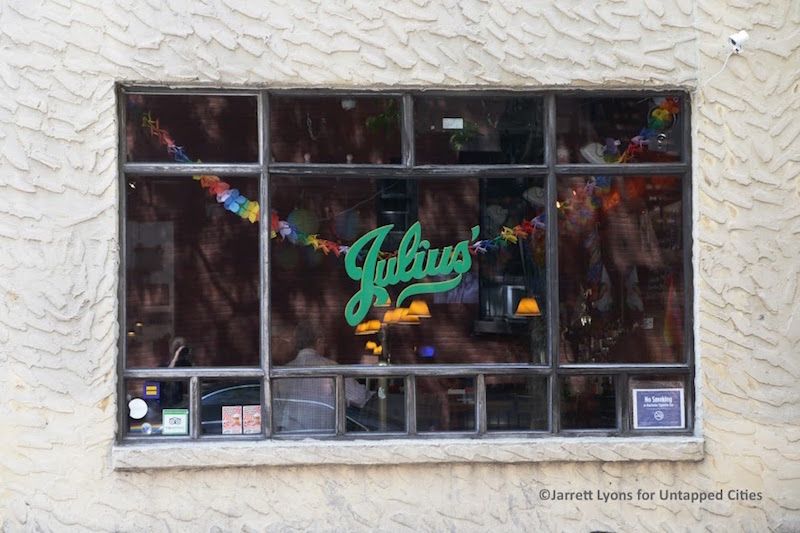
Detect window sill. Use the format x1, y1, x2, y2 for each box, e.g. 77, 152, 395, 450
111, 436, 704, 471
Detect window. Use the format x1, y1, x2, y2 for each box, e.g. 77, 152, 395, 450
119, 89, 692, 441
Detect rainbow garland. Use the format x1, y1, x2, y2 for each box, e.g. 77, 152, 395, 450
270, 211, 546, 259
141, 112, 260, 223
616, 97, 680, 163
140, 111, 545, 258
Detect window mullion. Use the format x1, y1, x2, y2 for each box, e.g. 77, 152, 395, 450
260, 89, 271, 439
402, 93, 414, 167
405, 375, 416, 436
335, 376, 346, 436
190, 376, 200, 439
618, 372, 630, 434
544, 93, 560, 434
476, 374, 487, 435
122, 162, 262, 176
117, 85, 129, 443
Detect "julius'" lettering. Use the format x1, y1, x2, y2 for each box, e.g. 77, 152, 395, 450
344, 222, 480, 326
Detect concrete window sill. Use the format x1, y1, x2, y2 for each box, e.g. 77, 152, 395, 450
112, 436, 704, 471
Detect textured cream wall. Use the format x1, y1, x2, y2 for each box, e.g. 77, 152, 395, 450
0, 0, 799, 531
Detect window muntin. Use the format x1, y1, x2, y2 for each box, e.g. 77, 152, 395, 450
119, 89, 692, 441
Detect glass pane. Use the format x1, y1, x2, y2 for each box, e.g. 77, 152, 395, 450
200, 380, 262, 435
346, 377, 406, 433
560, 375, 616, 430
416, 377, 475, 432
125, 176, 260, 367
125, 94, 258, 162
272, 378, 336, 434
558, 175, 684, 364
270, 96, 401, 164
269, 176, 547, 366
556, 96, 683, 163
126, 379, 189, 437
486, 375, 548, 431
629, 375, 688, 430
415, 96, 544, 164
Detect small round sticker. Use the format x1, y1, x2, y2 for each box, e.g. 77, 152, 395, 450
128, 398, 148, 420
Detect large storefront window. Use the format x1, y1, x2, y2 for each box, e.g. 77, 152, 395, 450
119, 89, 692, 440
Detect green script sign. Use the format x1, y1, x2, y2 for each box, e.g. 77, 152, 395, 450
344, 222, 480, 327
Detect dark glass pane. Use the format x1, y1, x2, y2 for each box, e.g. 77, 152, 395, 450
346, 378, 406, 433
558, 175, 684, 364
416, 377, 475, 432
125, 176, 260, 367
629, 375, 688, 430
272, 378, 336, 434
126, 94, 258, 162
270, 96, 401, 164
269, 176, 546, 366
126, 379, 189, 437
415, 96, 544, 164
200, 380, 262, 435
556, 96, 683, 163
486, 376, 548, 431
560, 375, 616, 430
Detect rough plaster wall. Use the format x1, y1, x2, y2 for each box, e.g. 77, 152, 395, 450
0, 0, 798, 531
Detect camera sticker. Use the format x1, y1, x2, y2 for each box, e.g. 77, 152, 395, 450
162, 408, 189, 435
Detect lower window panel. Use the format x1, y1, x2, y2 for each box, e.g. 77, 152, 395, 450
628, 374, 688, 431
486, 375, 548, 431
272, 378, 336, 434
200, 380, 262, 435
346, 377, 406, 433
416, 377, 476, 432
560, 375, 617, 430
126, 379, 190, 437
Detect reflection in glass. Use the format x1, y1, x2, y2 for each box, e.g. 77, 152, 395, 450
126, 379, 189, 436
556, 96, 683, 164
272, 378, 336, 434
200, 380, 261, 435
415, 96, 544, 164
125, 176, 260, 368
416, 378, 475, 432
269, 176, 547, 366
347, 378, 406, 433
270, 96, 402, 164
486, 376, 548, 431
558, 176, 683, 364
125, 94, 258, 162
560, 375, 616, 430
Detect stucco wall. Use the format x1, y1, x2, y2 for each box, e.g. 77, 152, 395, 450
1, 0, 799, 531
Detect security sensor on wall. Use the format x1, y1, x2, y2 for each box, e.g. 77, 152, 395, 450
728, 30, 749, 54
700, 29, 750, 88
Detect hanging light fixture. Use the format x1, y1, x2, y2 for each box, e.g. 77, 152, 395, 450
396, 307, 420, 325
382, 309, 399, 324
514, 296, 541, 317
407, 299, 431, 318
354, 320, 382, 335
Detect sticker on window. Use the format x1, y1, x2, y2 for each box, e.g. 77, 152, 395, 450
632, 388, 685, 429
162, 408, 189, 435
222, 406, 243, 435
243, 405, 262, 434
442, 117, 464, 130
